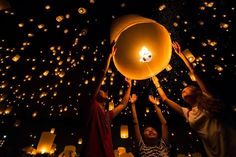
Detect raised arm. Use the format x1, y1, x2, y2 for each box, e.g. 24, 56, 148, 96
172, 41, 212, 96
152, 76, 184, 117
130, 94, 142, 142
92, 41, 116, 99
148, 95, 168, 141
112, 78, 132, 118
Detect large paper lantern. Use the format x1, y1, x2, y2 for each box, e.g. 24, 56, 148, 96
36, 131, 56, 154
110, 14, 172, 80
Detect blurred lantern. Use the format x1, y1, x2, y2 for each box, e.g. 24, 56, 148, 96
156, 99, 160, 105
5, 106, 12, 114
78, 138, 83, 144
182, 49, 195, 63
32, 111, 38, 118
109, 101, 114, 111
214, 65, 223, 72
110, 14, 172, 80
36, 132, 56, 154
0, 94, 7, 102
12, 54, 21, 62
165, 64, 172, 71
78, 7, 87, 14
50, 128, 55, 134
118, 147, 126, 155
120, 125, 129, 139
0, 0, 11, 10
146, 107, 150, 113
14, 119, 21, 127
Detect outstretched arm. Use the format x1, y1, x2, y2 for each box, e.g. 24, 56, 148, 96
152, 76, 184, 117
149, 95, 168, 141
92, 42, 116, 99
112, 78, 132, 118
130, 94, 142, 142
172, 41, 212, 96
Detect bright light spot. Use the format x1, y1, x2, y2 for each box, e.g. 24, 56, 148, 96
139, 46, 152, 63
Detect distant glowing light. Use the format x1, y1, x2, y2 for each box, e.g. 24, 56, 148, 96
146, 107, 150, 113
158, 4, 166, 11
32, 112, 37, 118
64, 29, 69, 34
182, 49, 195, 63
12, 54, 21, 62
78, 7, 87, 14
214, 65, 223, 72
56, 16, 64, 22
18, 23, 24, 28
204, 2, 214, 8
207, 40, 217, 47
220, 23, 229, 29
173, 22, 178, 27
120, 125, 129, 139
43, 70, 49, 76
38, 24, 45, 29
28, 33, 34, 37
45, 5, 51, 10
78, 138, 83, 144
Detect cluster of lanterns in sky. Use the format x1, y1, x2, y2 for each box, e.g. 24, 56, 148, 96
0, 0, 235, 155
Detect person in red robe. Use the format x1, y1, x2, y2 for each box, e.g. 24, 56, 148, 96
79, 42, 132, 157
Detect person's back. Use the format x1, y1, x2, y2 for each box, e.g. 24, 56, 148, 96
80, 99, 114, 157
79, 44, 116, 157
182, 105, 236, 157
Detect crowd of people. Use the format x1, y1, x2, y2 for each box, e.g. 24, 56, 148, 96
79, 41, 236, 157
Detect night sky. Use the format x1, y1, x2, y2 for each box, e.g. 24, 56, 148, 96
0, 0, 236, 156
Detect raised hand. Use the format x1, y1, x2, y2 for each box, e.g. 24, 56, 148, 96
130, 94, 138, 104
172, 41, 185, 59
172, 41, 195, 74
148, 95, 159, 106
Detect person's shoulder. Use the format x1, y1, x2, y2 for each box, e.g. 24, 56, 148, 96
138, 138, 145, 148
160, 138, 171, 148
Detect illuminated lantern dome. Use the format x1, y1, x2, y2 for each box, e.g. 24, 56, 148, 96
110, 14, 172, 80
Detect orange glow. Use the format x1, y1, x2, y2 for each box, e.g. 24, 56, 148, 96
110, 14, 172, 80
182, 49, 195, 63
120, 125, 129, 139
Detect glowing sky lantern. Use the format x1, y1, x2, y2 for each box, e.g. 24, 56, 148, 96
110, 14, 172, 80
120, 125, 129, 139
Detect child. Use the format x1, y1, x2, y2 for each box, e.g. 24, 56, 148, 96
130, 94, 171, 157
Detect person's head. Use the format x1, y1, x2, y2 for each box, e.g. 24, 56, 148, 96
182, 85, 223, 116
143, 126, 159, 141
96, 89, 109, 103
181, 85, 202, 105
